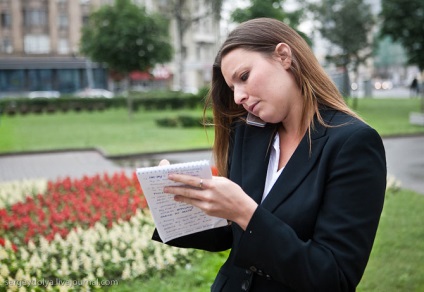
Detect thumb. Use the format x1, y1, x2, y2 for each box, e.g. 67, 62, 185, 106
158, 159, 170, 166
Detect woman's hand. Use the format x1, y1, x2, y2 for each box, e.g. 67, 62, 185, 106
163, 172, 258, 230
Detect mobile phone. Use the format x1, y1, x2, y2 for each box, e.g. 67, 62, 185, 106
246, 112, 266, 127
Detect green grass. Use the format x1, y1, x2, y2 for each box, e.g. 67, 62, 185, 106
349, 98, 424, 136
0, 108, 214, 155
105, 251, 229, 292
358, 189, 424, 292
1, 98, 423, 156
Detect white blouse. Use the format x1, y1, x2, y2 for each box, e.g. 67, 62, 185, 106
262, 133, 284, 203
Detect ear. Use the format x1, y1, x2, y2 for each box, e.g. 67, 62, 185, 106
275, 43, 292, 69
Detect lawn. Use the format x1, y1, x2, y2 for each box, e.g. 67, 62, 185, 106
0, 108, 215, 156
357, 189, 424, 292
350, 97, 424, 136
1, 98, 423, 156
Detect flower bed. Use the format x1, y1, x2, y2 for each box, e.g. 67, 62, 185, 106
0, 179, 48, 209
0, 172, 195, 291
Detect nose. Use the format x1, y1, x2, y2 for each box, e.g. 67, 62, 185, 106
233, 86, 248, 105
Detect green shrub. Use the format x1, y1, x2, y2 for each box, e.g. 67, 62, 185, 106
0, 90, 207, 116
156, 118, 179, 127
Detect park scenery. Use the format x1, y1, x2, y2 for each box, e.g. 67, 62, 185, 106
1, 0, 424, 290
1, 97, 424, 291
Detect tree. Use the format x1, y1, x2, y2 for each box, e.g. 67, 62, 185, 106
230, 0, 310, 45
307, 0, 375, 97
380, 0, 424, 71
380, 0, 424, 112
80, 0, 173, 117
157, 0, 223, 91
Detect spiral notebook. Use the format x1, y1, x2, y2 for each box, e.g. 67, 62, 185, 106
136, 160, 227, 243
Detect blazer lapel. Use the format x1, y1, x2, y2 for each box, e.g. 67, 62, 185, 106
240, 124, 277, 204
261, 111, 335, 212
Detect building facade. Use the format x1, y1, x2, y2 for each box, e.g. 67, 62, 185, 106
0, 0, 220, 97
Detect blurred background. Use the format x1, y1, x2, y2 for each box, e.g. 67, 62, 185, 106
1, 1, 423, 291
0, 0, 422, 100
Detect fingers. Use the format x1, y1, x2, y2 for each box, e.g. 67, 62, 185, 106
168, 173, 207, 189
158, 159, 170, 166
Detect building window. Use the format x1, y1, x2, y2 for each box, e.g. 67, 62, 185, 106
24, 35, 50, 54
58, 14, 68, 28
58, 69, 80, 93
82, 15, 89, 25
1, 12, 11, 28
58, 38, 69, 54
24, 9, 47, 27
0, 70, 25, 92
0, 38, 12, 53
28, 69, 54, 91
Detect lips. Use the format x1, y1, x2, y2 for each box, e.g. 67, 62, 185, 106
247, 102, 259, 114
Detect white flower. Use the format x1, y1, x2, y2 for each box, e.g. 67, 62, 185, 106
0, 264, 9, 277
15, 268, 24, 281
121, 263, 131, 280
28, 252, 43, 269
0, 179, 47, 208
96, 267, 104, 278
59, 258, 70, 276
125, 249, 134, 260
92, 252, 103, 268
19, 248, 30, 261
71, 258, 80, 273
387, 174, 402, 191
0, 248, 8, 260
111, 249, 122, 263
50, 258, 58, 271
27, 240, 36, 252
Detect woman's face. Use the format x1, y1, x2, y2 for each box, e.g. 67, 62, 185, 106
220, 46, 302, 124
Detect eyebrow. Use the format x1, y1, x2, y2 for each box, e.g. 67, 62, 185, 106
231, 70, 238, 81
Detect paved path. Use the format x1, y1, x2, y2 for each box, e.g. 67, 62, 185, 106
0, 136, 423, 194
383, 136, 424, 194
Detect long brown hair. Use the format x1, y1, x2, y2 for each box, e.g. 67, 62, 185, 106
205, 18, 361, 177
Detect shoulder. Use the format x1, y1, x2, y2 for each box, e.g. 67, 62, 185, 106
322, 110, 379, 139
319, 110, 385, 155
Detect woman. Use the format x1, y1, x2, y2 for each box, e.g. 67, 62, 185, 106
156, 18, 386, 291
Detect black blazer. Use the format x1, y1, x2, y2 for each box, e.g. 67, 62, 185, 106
153, 109, 387, 292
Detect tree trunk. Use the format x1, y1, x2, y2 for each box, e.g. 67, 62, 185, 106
342, 64, 351, 98
123, 75, 132, 119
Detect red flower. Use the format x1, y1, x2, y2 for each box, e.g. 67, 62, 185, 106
0, 171, 147, 245
0, 237, 18, 252
211, 166, 219, 176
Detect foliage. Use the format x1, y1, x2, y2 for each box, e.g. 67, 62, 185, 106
80, 0, 172, 74
0, 91, 203, 116
230, 0, 310, 45
307, 0, 375, 96
0, 173, 196, 291
156, 115, 213, 128
379, 0, 424, 70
